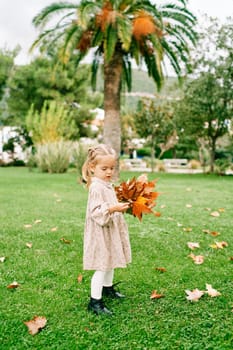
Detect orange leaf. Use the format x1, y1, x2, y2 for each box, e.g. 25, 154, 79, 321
115, 175, 160, 221
150, 290, 164, 299
210, 241, 228, 249
77, 274, 83, 283
24, 316, 47, 335
7, 281, 20, 289
155, 267, 167, 272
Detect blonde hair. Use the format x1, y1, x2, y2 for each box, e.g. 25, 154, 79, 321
82, 144, 116, 186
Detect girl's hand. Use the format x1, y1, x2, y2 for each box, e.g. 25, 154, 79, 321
109, 202, 130, 214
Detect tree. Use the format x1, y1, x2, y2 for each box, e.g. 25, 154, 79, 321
0, 48, 16, 100
31, 0, 197, 174
5, 56, 102, 142
135, 98, 177, 171
174, 18, 233, 172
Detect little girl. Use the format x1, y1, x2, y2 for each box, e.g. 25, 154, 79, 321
82, 144, 131, 315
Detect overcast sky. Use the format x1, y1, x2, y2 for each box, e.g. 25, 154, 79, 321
0, 0, 231, 65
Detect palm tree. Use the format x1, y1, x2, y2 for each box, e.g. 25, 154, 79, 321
31, 0, 197, 170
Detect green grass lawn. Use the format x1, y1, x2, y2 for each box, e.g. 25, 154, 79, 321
0, 167, 232, 350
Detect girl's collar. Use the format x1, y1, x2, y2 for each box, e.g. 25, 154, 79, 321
91, 177, 113, 189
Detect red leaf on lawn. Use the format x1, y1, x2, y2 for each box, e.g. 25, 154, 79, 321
24, 316, 47, 335
155, 267, 167, 272
150, 290, 164, 299
7, 281, 20, 289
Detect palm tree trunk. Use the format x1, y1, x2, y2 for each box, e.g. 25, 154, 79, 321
103, 49, 123, 178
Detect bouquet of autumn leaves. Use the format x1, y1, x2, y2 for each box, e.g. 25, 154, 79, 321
115, 174, 160, 221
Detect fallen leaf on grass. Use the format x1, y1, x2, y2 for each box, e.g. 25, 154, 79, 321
26, 242, 33, 248
60, 237, 72, 244
7, 281, 20, 289
183, 227, 192, 232
0, 256, 6, 263
150, 290, 164, 299
188, 253, 204, 265
210, 241, 228, 249
205, 284, 221, 297
186, 204, 192, 208
185, 288, 205, 302
24, 316, 47, 335
210, 211, 220, 217
77, 274, 83, 283
50, 227, 58, 232
155, 267, 167, 273
34, 220, 42, 224
202, 229, 220, 237
229, 257, 233, 261
218, 208, 225, 213
24, 224, 32, 229
187, 242, 200, 250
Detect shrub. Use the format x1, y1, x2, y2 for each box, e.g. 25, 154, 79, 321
35, 141, 73, 173
71, 142, 88, 177
137, 147, 151, 157
188, 159, 201, 169
26, 100, 77, 144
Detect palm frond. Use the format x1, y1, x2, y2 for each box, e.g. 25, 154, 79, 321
122, 55, 132, 91
91, 48, 103, 90
104, 25, 118, 62
33, 2, 77, 28
77, 1, 101, 29
117, 16, 132, 51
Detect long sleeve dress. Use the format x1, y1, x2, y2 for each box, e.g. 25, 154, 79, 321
83, 177, 131, 271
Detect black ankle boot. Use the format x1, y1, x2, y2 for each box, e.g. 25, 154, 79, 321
87, 298, 112, 315
102, 285, 125, 299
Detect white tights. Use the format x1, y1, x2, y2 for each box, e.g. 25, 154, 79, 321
91, 269, 114, 300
